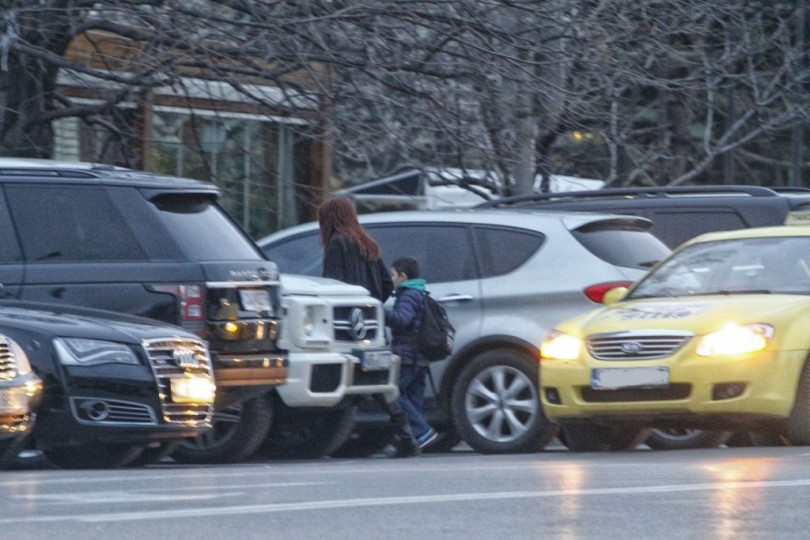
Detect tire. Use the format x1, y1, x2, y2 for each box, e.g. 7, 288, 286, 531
257, 405, 357, 459
171, 394, 274, 464
126, 441, 181, 467
450, 349, 557, 454
787, 359, 810, 445
561, 423, 651, 452
330, 428, 394, 458
0, 438, 22, 469
44, 443, 145, 469
422, 427, 462, 453
645, 429, 732, 450
725, 432, 755, 447
750, 430, 790, 446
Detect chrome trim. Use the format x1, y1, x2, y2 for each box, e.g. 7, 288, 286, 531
69, 397, 157, 425
587, 330, 694, 360
142, 337, 215, 426
0, 337, 16, 381
205, 280, 280, 288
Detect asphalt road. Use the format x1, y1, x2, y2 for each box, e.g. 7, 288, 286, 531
1, 444, 810, 539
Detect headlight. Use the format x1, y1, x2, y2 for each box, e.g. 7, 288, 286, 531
540, 330, 582, 360
54, 338, 139, 366
1, 335, 33, 375
696, 323, 774, 356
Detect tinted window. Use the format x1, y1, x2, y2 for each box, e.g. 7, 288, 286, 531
649, 210, 746, 248
572, 225, 670, 269
6, 185, 148, 262
150, 194, 263, 260
261, 232, 322, 276
367, 224, 475, 283
0, 192, 22, 262
474, 226, 544, 278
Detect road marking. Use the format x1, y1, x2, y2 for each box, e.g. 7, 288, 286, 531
3, 478, 810, 524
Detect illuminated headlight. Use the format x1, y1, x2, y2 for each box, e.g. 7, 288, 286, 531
696, 323, 774, 357
170, 375, 216, 404
54, 338, 139, 366
3, 336, 33, 375
540, 330, 582, 360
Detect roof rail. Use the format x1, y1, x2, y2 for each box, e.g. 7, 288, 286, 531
0, 168, 98, 178
475, 185, 784, 208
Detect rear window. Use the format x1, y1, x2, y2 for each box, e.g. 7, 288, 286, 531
261, 232, 322, 276
150, 194, 263, 261
572, 224, 670, 269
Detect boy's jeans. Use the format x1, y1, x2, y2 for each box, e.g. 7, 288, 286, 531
398, 363, 432, 437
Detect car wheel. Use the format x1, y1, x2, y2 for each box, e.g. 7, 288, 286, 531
725, 432, 755, 447
126, 441, 181, 466
450, 349, 557, 454
257, 405, 357, 459
561, 423, 651, 452
787, 360, 810, 445
171, 394, 274, 464
422, 428, 462, 453
0, 438, 24, 469
44, 443, 145, 469
645, 429, 732, 450
330, 428, 395, 458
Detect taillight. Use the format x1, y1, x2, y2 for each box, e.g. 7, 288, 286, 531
150, 284, 206, 322
583, 281, 633, 303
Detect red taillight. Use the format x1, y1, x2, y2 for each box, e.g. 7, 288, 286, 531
583, 281, 633, 303
151, 284, 206, 321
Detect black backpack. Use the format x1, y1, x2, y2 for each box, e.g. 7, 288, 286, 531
416, 292, 455, 361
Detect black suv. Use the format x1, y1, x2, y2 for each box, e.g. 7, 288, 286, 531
478, 185, 810, 248
0, 159, 286, 463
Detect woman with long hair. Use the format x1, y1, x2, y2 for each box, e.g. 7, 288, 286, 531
318, 197, 393, 302
317, 197, 417, 457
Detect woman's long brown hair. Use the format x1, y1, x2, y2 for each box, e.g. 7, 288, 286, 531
318, 197, 381, 260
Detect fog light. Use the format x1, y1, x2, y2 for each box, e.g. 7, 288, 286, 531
545, 387, 562, 405
712, 382, 746, 400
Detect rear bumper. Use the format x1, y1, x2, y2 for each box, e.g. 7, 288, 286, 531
213, 353, 288, 387
277, 351, 399, 407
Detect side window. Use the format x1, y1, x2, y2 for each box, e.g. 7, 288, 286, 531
367, 224, 476, 284
650, 210, 746, 248
474, 226, 545, 278
0, 191, 22, 262
261, 232, 322, 276
6, 185, 148, 262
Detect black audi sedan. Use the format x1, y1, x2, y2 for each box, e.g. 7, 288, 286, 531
0, 301, 215, 469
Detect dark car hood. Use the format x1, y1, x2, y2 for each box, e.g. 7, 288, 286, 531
0, 301, 193, 343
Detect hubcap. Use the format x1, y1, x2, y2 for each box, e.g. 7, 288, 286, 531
464, 365, 538, 443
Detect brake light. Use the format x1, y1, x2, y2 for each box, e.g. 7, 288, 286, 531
150, 284, 206, 322
583, 281, 633, 303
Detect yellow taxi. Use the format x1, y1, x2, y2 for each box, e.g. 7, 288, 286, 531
540, 225, 810, 451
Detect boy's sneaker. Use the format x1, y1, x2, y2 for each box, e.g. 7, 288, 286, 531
416, 428, 438, 449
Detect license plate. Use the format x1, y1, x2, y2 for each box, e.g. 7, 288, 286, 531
0, 387, 28, 413
591, 367, 669, 390
356, 349, 394, 371
239, 289, 271, 312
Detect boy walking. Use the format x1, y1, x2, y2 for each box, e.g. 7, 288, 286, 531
386, 257, 438, 450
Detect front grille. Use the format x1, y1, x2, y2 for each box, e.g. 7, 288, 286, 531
587, 331, 693, 360
333, 305, 379, 342
0, 412, 32, 432
70, 397, 156, 424
0, 338, 17, 381
581, 384, 691, 402
143, 338, 214, 426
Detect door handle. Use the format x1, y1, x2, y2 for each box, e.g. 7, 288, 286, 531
437, 294, 474, 303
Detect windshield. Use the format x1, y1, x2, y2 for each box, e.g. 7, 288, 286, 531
627, 236, 810, 299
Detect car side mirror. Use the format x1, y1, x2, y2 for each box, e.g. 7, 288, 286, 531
603, 287, 629, 306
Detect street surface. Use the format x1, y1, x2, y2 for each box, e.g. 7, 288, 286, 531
1, 444, 810, 539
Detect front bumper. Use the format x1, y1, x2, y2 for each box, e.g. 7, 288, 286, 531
0, 373, 43, 440
34, 365, 213, 449
541, 348, 806, 429
276, 350, 399, 407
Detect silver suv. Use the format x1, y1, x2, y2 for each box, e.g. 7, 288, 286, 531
258, 209, 670, 454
